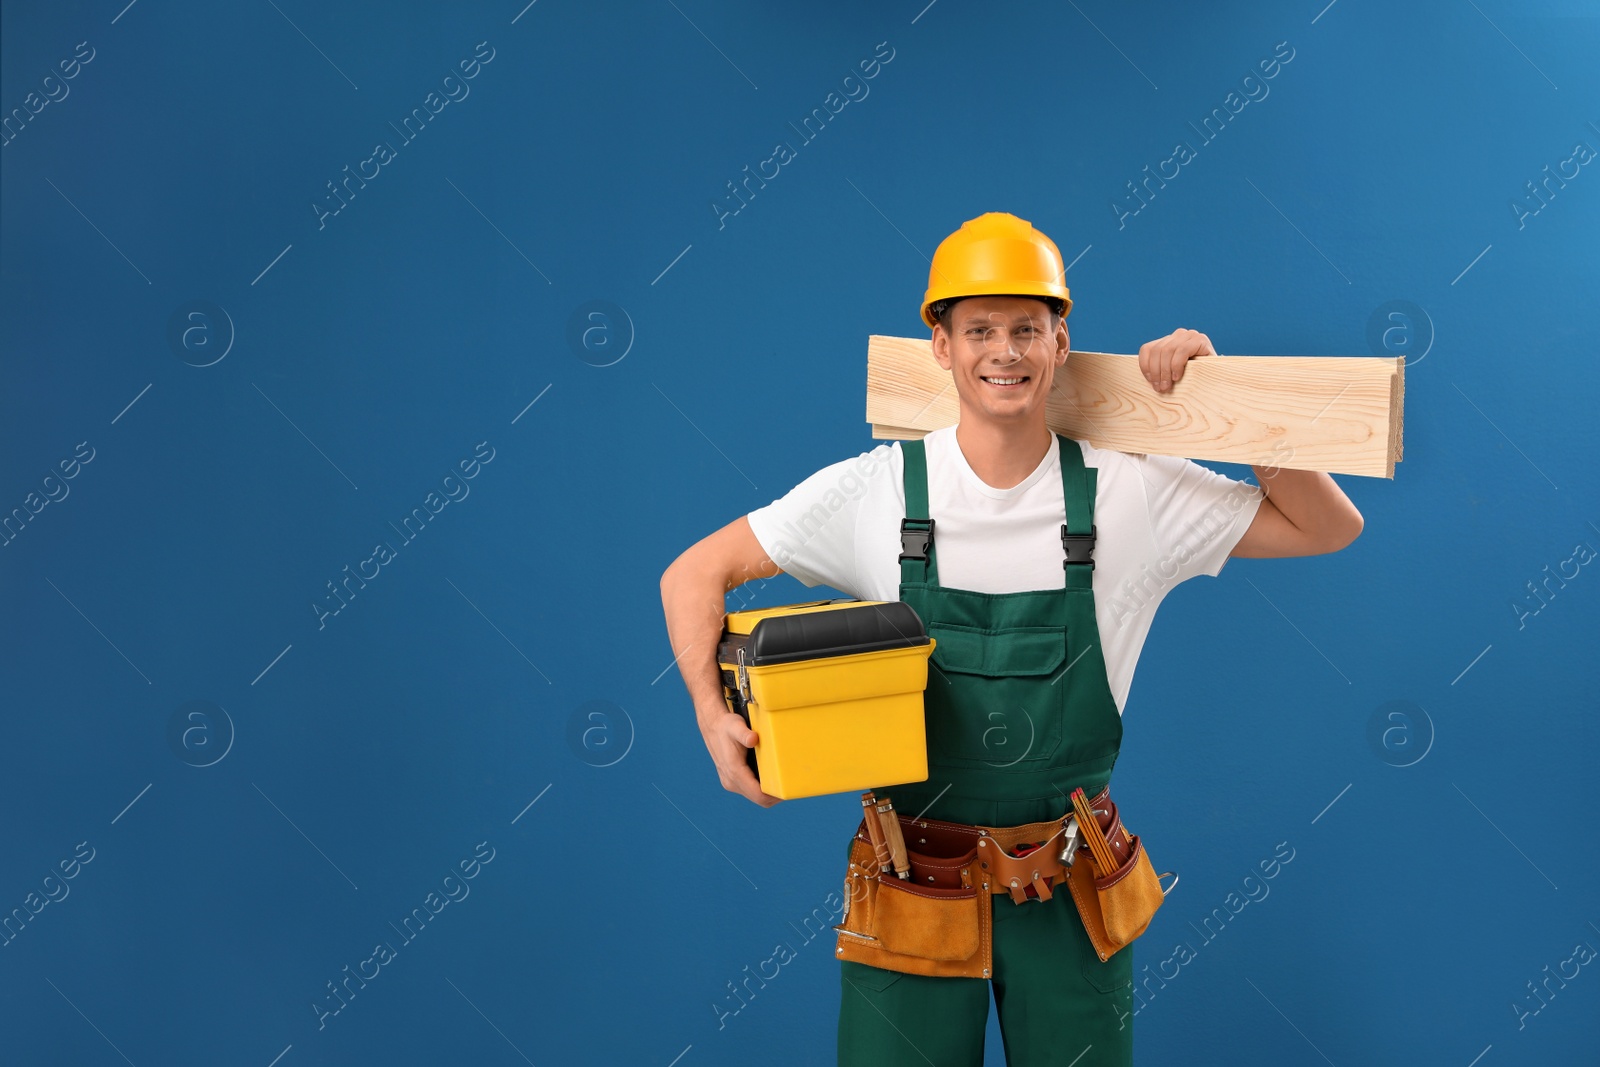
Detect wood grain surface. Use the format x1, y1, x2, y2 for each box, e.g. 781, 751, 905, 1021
865, 334, 1404, 478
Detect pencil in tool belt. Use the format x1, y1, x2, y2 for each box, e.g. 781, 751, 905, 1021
1071, 787, 1119, 876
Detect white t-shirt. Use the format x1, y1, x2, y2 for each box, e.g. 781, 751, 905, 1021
745, 426, 1265, 715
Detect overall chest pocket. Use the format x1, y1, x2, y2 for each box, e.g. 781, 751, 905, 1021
923, 623, 1068, 766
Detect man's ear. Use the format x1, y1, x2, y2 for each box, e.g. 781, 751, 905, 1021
931, 324, 953, 371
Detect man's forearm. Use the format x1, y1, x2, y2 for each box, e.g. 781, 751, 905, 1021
660, 563, 733, 722
1250, 464, 1364, 548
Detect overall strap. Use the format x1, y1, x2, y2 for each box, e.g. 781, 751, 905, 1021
899, 438, 937, 585
902, 435, 1096, 586
1057, 434, 1097, 590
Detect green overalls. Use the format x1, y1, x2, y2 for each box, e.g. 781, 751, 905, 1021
838, 434, 1135, 1066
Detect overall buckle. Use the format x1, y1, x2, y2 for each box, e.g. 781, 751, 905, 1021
899, 518, 935, 562
1061, 523, 1096, 569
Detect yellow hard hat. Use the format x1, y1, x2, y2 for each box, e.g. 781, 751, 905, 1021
920, 212, 1073, 329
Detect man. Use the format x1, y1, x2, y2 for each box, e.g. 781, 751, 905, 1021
659, 212, 1362, 1065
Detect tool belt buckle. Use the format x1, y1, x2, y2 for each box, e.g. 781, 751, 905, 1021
1006, 842, 1055, 904
978, 837, 1062, 905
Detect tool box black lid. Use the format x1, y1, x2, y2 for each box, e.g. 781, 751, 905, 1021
738, 601, 929, 666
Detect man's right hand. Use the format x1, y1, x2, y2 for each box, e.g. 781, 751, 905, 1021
697, 703, 783, 808
661, 515, 788, 808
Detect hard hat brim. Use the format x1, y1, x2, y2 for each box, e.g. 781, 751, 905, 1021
921, 286, 1073, 329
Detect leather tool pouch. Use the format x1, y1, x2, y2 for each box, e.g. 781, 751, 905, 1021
1064, 798, 1175, 962
833, 788, 1172, 974
834, 824, 993, 979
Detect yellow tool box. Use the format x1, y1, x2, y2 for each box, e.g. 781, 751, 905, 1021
718, 598, 935, 799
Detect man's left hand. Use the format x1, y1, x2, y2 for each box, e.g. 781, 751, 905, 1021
1138, 328, 1217, 393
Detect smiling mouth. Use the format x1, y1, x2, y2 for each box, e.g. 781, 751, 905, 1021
980, 375, 1029, 388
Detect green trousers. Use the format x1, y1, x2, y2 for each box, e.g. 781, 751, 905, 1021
837, 880, 1134, 1066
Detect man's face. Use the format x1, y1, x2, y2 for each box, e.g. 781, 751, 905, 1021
931, 296, 1068, 426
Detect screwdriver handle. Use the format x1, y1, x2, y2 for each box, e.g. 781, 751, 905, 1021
860, 791, 893, 875
877, 798, 911, 879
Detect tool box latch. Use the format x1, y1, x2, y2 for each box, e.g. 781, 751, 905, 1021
899, 518, 935, 562
735, 647, 752, 704
1061, 523, 1097, 568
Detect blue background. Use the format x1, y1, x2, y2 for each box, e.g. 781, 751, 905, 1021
3, 1, 1597, 1064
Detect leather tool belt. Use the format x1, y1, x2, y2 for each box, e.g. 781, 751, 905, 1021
834, 787, 1175, 979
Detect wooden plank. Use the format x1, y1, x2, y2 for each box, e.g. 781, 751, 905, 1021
866, 334, 1404, 478
870, 424, 921, 440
